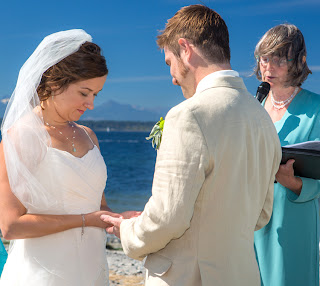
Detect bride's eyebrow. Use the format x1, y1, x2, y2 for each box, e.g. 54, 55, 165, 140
80, 87, 93, 91
80, 87, 103, 92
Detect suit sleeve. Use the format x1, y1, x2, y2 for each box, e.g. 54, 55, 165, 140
120, 106, 209, 260
255, 178, 275, 231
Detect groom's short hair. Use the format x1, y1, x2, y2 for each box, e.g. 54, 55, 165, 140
157, 4, 230, 64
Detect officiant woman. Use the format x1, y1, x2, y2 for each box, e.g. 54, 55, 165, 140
253, 23, 320, 286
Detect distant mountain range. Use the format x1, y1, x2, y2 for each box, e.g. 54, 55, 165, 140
82, 100, 165, 121
0, 98, 167, 122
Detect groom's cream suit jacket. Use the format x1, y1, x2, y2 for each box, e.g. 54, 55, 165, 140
120, 73, 281, 286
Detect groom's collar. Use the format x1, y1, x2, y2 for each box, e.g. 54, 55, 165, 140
196, 70, 239, 94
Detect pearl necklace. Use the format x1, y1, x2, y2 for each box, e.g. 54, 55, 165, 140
270, 87, 299, 110
44, 120, 77, 152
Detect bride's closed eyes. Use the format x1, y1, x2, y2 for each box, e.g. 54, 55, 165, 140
80, 90, 99, 97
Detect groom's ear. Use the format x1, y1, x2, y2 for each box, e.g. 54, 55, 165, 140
178, 38, 193, 63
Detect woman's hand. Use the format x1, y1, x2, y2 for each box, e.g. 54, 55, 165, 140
86, 211, 122, 228
99, 211, 142, 239
88, 210, 141, 229
276, 159, 302, 195
100, 215, 123, 239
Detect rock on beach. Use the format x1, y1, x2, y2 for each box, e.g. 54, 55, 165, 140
106, 234, 146, 285
107, 249, 145, 285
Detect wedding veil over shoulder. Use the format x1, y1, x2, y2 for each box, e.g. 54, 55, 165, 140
1, 29, 92, 212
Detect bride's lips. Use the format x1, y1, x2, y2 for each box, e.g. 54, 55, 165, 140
78, 109, 84, 115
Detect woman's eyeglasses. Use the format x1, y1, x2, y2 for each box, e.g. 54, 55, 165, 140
256, 56, 293, 67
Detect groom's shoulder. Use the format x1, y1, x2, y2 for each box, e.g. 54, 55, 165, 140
166, 98, 197, 121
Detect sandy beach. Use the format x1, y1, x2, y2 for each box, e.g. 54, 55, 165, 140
107, 249, 145, 285
106, 233, 146, 285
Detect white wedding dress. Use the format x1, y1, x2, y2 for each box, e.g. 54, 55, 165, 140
0, 144, 109, 286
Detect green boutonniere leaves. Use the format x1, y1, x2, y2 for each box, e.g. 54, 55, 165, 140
146, 117, 164, 150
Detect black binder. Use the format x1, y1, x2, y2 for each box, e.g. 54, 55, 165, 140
281, 141, 320, 180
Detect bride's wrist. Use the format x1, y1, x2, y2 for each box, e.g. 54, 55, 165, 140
81, 213, 91, 227
80, 214, 86, 236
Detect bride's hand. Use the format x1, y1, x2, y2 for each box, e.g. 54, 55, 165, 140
100, 215, 123, 238
86, 211, 122, 228
120, 211, 142, 219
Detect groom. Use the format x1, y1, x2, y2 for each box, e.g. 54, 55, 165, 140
102, 5, 281, 286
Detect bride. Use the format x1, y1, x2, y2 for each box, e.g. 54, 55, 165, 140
0, 29, 138, 285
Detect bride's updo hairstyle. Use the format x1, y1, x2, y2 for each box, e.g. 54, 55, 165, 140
37, 42, 108, 102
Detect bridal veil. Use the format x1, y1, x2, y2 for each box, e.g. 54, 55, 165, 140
1, 29, 92, 212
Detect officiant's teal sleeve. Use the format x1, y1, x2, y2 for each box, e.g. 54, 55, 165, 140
286, 99, 320, 203
0, 239, 7, 276
287, 177, 320, 203
120, 105, 210, 260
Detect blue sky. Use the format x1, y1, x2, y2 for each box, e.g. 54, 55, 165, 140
0, 0, 319, 114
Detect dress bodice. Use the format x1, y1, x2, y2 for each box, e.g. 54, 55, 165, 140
0, 144, 109, 286
29, 145, 107, 214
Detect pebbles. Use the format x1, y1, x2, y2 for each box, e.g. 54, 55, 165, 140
106, 234, 146, 285
107, 249, 145, 285
106, 249, 145, 276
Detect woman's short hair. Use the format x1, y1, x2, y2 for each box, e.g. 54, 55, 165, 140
37, 42, 108, 101
254, 24, 311, 87
157, 4, 230, 64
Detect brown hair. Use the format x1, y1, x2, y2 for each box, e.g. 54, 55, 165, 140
157, 4, 230, 64
37, 42, 108, 101
254, 24, 311, 87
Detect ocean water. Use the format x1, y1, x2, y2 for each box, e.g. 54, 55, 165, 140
97, 131, 156, 213
0, 131, 156, 213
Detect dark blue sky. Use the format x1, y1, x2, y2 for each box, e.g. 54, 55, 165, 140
1, 0, 319, 113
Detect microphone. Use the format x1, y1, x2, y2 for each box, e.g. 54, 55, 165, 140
256, 82, 270, 103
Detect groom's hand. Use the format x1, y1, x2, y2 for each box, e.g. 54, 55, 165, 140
120, 210, 142, 219
100, 215, 123, 238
